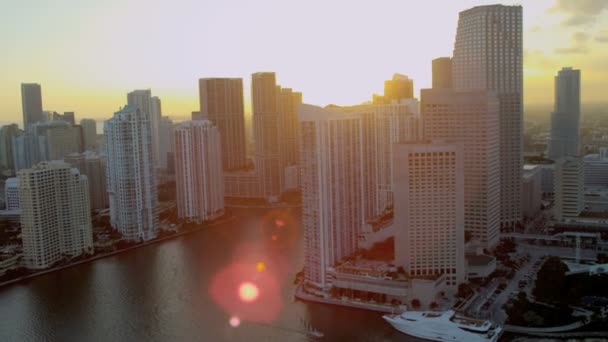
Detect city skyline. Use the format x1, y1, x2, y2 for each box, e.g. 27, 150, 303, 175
2, 0, 608, 125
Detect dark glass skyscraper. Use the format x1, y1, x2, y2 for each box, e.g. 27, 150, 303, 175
21, 83, 44, 127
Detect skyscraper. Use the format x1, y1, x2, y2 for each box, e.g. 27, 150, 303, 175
422, 88, 501, 248
127, 89, 161, 167
548, 67, 581, 160
452, 4, 523, 228
252, 72, 281, 200
299, 104, 364, 291
277, 87, 303, 192
554, 157, 584, 222
18, 161, 93, 269
21, 83, 44, 127
105, 105, 158, 241
65, 152, 109, 210
432, 57, 452, 89
4, 177, 19, 211
393, 142, 465, 289
198, 78, 247, 171
174, 120, 225, 222
80, 118, 97, 151
158, 116, 174, 170
0, 124, 21, 174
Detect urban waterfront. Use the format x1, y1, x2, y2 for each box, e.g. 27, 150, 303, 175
0, 207, 422, 341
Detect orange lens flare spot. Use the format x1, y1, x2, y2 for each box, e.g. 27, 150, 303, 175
229, 316, 241, 327
274, 219, 285, 227
238, 282, 259, 303
256, 262, 266, 272
271, 234, 278, 241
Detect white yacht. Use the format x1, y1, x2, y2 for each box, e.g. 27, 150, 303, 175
383, 310, 502, 342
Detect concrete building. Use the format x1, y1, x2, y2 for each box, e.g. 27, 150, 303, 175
554, 157, 584, 222
584, 148, 608, 187
64, 152, 108, 210
422, 88, 501, 248
198, 78, 248, 171
21, 83, 44, 126
0, 124, 21, 174
252, 72, 281, 201
549, 67, 581, 160
393, 142, 465, 290
174, 120, 224, 222
453, 4, 523, 228
42, 122, 83, 160
299, 104, 364, 291
127, 89, 161, 167
105, 105, 158, 241
522, 165, 542, 219
277, 88, 303, 192
432, 57, 452, 89
51, 111, 75, 125
158, 116, 174, 170
372, 74, 414, 104
4, 177, 19, 211
80, 118, 97, 151
18, 161, 93, 269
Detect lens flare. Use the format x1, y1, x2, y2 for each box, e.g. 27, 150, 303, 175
229, 316, 241, 327
256, 261, 266, 272
238, 282, 259, 303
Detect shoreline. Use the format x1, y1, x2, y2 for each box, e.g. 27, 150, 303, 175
0, 214, 236, 290
293, 284, 403, 314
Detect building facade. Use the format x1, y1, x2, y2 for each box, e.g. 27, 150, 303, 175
393, 142, 465, 290
21, 83, 44, 126
299, 104, 364, 291
452, 4, 523, 228
554, 157, 584, 222
105, 105, 158, 241
198, 78, 248, 171
18, 162, 93, 269
64, 152, 109, 210
4, 177, 19, 211
80, 118, 97, 151
432, 57, 452, 89
158, 116, 174, 171
422, 88, 501, 248
174, 121, 225, 222
548, 67, 581, 160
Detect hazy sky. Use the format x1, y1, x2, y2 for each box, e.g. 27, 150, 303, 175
1, 0, 607, 125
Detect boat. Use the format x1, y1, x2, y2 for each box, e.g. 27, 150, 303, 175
383, 309, 502, 342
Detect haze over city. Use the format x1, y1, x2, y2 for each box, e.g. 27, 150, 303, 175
1, 0, 608, 125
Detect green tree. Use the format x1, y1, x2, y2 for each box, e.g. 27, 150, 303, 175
533, 256, 568, 303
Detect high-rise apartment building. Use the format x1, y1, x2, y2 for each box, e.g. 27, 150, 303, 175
21, 83, 44, 126
158, 116, 174, 170
4, 177, 19, 211
198, 78, 247, 171
548, 67, 581, 160
252, 72, 281, 200
452, 4, 523, 228
127, 90, 161, 167
0, 124, 21, 174
42, 122, 83, 160
393, 142, 465, 289
299, 104, 364, 291
105, 105, 158, 241
65, 152, 109, 210
80, 119, 97, 151
18, 161, 93, 269
422, 88, 501, 248
554, 157, 584, 222
432, 57, 452, 89
277, 88, 303, 191
174, 121, 225, 222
